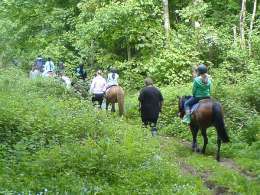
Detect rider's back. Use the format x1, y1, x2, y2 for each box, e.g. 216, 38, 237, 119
193, 76, 212, 97
107, 72, 119, 86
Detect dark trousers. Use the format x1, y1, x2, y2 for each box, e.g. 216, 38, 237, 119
92, 93, 104, 108
184, 96, 210, 111
141, 114, 159, 128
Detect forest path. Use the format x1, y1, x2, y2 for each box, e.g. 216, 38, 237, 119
158, 135, 259, 194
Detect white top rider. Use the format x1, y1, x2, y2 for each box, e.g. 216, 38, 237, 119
42, 57, 55, 77
106, 67, 119, 88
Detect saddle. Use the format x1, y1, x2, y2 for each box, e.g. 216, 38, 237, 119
191, 99, 211, 114
105, 85, 117, 94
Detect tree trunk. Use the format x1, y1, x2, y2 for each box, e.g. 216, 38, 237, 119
233, 25, 238, 47
239, 0, 247, 49
193, 0, 203, 29
248, 0, 257, 54
127, 43, 131, 61
162, 0, 170, 39
89, 41, 95, 67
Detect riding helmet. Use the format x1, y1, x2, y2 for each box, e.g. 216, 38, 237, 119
197, 64, 207, 75
110, 67, 117, 73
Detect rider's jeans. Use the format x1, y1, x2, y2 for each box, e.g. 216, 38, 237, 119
184, 96, 210, 111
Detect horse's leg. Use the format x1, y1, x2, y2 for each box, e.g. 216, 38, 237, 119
201, 128, 208, 154
190, 125, 199, 152
111, 103, 115, 112
216, 136, 221, 161
106, 100, 109, 111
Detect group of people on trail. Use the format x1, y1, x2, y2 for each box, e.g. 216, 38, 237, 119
89, 68, 119, 108
29, 55, 212, 135
30, 56, 64, 78
137, 63, 212, 136
29, 56, 91, 89
29, 56, 72, 88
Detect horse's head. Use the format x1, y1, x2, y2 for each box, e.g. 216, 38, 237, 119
177, 96, 191, 118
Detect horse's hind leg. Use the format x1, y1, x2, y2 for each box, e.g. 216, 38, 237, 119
201, 128, 208, 154
111, 103, 115, 112
190, 125, 199, 152
216, 136, 221, 161
106, 101, 109, 111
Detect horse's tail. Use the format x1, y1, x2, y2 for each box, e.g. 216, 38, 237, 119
117, 87, 124, 116
212, 102, 229, 143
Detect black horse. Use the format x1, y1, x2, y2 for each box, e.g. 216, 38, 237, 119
178, 96, 230, 161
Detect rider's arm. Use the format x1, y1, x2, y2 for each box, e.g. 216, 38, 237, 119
89, 79, 95, 94
209, 82, 212, 96
192, 80, 197, 96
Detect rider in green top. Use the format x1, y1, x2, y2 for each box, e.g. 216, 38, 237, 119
182, 64, 212, 124
192, 76, 211, 97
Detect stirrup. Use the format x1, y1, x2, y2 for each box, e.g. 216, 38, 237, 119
182, 114, 191, 124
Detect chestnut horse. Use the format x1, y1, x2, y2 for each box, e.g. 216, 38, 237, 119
105, 86, 124, 116
178, 96, 229, 161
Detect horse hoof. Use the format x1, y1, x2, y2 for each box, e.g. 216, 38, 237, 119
196, 148, 201, 153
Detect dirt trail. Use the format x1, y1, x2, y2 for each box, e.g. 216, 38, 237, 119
178, 138, 257, 180
159, 136, 257, 194
177, 159, 231, 195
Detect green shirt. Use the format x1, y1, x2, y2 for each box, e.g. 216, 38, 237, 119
192, 76, 212, 97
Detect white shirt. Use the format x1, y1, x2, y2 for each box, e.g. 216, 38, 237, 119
44, 60, 55, 72
90, 75, 107, 94
61, 76, 71, 89
107, 73, 119, 86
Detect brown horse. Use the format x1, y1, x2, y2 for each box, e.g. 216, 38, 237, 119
178, 96, 229, 161
105, 86, 124, 116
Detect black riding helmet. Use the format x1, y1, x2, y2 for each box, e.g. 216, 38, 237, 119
197, 64, 207, 75
110, 67, 117, 73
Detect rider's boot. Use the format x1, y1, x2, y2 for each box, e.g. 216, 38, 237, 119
182, 108, 191, 124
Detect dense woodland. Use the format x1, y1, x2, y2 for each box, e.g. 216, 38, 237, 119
0, 0, 259, 194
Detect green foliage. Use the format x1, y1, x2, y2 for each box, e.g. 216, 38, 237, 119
0, 0, 260, 193
0, 68, 209, 193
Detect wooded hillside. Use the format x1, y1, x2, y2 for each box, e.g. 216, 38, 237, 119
0, 0, 259, 194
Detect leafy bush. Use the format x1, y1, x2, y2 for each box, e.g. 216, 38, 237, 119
0, 68, 207, 193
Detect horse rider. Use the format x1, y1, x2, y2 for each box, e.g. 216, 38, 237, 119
90, 70, 107, 108
138, 77, 163, 136
76, 63, 87, 80
106, 67, 119, 91
182, 64, 212, 124
35, 55, 45, 72
42, 57, 55, 77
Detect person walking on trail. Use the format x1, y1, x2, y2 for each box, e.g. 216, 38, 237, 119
90, 70, 107, 108
106, 67, 119, 90
29, 65, 41, 79
57, 61, 65, 75
42, 57, 55, 77
35, 55, 45, 72
182, 64, 212, 124
76, 63, 87, 80
60, 73, 72, 89
138, 78, 163, 136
